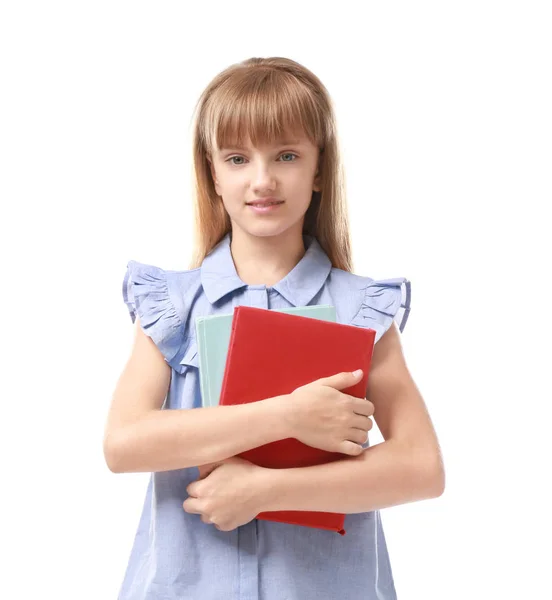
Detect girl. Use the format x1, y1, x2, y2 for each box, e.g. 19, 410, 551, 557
104, 56, 445, 600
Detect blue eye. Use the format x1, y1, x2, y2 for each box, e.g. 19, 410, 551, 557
226, 153, 298, 165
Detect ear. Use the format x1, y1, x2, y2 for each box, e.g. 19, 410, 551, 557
313, 151, 323, 192
313, 169, 321, 192
207, 156, 222, 196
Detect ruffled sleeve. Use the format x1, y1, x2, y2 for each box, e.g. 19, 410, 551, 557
122, 260, 187, 372
350, 277, 411, 343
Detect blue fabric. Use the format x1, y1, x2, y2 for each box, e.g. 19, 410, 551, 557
118, 233, 411, 600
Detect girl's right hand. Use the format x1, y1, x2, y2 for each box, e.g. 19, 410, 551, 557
284, 370, 375, 456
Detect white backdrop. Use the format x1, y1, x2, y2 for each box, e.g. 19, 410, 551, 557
1, 1, 550, 598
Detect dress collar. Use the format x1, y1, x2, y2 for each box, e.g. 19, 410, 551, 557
201, 232, 333, 307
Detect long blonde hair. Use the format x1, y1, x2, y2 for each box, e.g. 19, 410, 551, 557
188, 57, 353, 272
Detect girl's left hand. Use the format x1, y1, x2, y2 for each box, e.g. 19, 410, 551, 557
183, 457, 268, 531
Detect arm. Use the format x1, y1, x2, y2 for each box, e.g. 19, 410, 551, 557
259, 322, 446, 513
103, 317, 289, 474
260, 438, 442, 514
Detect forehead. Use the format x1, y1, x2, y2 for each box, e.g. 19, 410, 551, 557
221, 138, 302, 150
219, 135, 311, 151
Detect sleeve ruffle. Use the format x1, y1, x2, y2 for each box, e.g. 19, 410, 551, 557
122, 260, 187, 372
350, 277, 411, 343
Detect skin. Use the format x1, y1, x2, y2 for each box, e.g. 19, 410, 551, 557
184, 458, 269, 530
183, 133, 445, 531
207, 132, 322, 287
185, 132, 324, 530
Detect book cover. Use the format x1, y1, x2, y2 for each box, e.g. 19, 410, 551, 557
219, 305, 376, 535
195, 305, 336, 408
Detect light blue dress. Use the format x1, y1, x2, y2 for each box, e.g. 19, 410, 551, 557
118, 232, 411, 600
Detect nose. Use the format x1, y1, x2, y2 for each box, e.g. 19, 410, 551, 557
251, 160, 277, 191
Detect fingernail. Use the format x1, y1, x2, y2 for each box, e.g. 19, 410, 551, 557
352, 369, 363, 377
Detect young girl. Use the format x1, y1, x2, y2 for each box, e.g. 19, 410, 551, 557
104, 56, 445, 600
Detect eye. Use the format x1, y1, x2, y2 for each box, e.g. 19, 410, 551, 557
226, 153, 298, 166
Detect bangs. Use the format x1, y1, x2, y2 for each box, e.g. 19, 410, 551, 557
202, 68, 324, 154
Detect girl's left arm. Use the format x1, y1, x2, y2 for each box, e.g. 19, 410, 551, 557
257, 322, 446, 514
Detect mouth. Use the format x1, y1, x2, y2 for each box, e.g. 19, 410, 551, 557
246, 200, 284, 214
246, 200, 285, 207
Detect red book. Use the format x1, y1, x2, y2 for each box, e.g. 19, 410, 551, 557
219, 305, 376, 535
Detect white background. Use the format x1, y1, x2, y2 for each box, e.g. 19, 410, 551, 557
1, 1, 550, 598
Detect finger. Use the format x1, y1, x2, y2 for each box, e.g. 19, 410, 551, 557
351, 414, 373, 431
318, 370, 363, 391
351, 397, 375, 416
347, 427, 369, 445
338, 439, 364, 456
183, 497, 202, 514
186, 481, 201, 496
198, 462, 222, 479
200, 514, 213, 525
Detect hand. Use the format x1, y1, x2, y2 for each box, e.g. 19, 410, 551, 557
183, 457, 268, 531
284, 370, 374, 456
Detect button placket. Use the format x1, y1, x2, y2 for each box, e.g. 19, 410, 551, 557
246, 286, 269, 309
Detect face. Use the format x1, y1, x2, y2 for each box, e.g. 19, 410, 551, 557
207, 133, 321, 240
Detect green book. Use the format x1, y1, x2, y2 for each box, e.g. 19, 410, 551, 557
195, 305, 336, 408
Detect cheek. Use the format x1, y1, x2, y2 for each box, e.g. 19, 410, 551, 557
220, 196, 240, 215
290, 188, 316, 211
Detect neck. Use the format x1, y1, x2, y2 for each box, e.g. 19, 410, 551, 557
229, 226, 307, 287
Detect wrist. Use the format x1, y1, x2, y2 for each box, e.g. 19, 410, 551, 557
254, 465, 284, 513
262, 394, 295, 441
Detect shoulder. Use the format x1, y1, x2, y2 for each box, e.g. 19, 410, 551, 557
122, 260, 203, 372
123, 260, 203, 325
326, 267, 411, 343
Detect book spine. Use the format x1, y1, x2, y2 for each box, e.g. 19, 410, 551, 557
219, 306, 240, 405
200, 321, 210, 407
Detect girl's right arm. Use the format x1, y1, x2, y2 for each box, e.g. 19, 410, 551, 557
103, 317, 292, 473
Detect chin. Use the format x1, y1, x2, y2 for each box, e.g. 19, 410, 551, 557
232, 218, 304, 240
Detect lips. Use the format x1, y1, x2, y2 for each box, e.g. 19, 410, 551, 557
246, 198, 284, 207
248, 201, 284, 207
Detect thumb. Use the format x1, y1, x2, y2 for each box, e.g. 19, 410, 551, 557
317, 369, 363, 391
197, 461, 223, 479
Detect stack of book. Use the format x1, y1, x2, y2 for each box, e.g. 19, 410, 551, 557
195, 305, 376, 535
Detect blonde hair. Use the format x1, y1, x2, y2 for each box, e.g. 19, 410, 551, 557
188, 56, 353, 272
